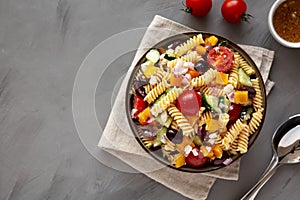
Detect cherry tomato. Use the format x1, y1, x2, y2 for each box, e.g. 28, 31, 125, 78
177, 90, 202, 116
221, 0, 252, 24
206, 46, 234, 72
185, 147, 208, 167
184, 0, 212, 17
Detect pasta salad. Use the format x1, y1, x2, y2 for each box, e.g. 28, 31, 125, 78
128, 33, 265, 170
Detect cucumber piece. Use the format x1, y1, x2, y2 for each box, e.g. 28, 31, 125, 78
203, 94, 220, 113
164, 52, 177, 60
238, 68, 252, 87
153, 127, 167, 147
153, 87, 172, 105
153, 93, 165, 105
241, 107, 254, 120
146, 49, 160, 63
219, 95, 231, 113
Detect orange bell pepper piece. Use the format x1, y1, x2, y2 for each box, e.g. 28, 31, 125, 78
138, 107, 151, 125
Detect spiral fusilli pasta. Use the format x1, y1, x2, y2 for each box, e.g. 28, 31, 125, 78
167, 104, 195, 138
170, 120, 179, 131
199, 110, 213, 126
150, 87, 183, 117
144, 68, 169, 94
229, 138, 239, 155
144, 80, 169, 104
248, 109, 263, 134
228, 59, 239, 88
252, 78, 263, 111
237, 125, 250, 153
174, 34, 205, 56
235, 53, 255, 75
198, 85, 225, 97
141, 136, 154, 148
181, 51, 203, 63
144, 84, 155, 94
220, 119, 246, 150
190, 69, 218, 89
161, 138, 177, 161
190, 76, 206, 89
203, 68, 219, 84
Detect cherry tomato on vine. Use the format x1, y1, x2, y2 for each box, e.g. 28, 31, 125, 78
206, 46, 234, 72
184, 0, 212, 17
221, 0, 253, 24
177, 90, 202, 116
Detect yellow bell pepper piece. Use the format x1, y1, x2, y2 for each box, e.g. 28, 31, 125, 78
205, 118, 219, 132
212, 144, 223, 159
234, 91, 249, 104
205, 36, 218, 47
143, 65, 157, 79
196, 45, 207, 55
215, 72, 229, 85
173, 153, 186, 168
138, 107, 151, 125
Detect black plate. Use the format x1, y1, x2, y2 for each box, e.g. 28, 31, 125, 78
126, 32, 267, 173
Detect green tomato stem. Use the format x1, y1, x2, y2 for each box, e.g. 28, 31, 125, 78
241, 13, 254, 23
184, 7, 192, 13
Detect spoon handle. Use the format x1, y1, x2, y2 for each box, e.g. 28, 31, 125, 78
241, 155, 279, 200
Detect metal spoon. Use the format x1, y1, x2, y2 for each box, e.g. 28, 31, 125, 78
241, 114, 300, 200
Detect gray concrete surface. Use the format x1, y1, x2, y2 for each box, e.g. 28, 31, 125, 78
0, 0, 300, 199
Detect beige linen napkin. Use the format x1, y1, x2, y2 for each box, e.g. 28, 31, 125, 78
98, 15, 275, 200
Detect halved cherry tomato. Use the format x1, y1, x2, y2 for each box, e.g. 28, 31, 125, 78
206, 46, 234, 72
177, 90, 202, 116
185, 147, 208, 167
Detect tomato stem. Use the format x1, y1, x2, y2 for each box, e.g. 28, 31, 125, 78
241, 13, 254, 23
184, 7, 192, 13
181, 1, 192, 13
